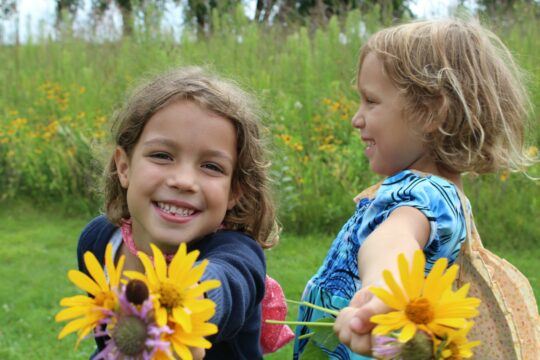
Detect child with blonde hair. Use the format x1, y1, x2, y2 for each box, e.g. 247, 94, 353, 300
294, 18, 534, 359
77, 67, 279, 359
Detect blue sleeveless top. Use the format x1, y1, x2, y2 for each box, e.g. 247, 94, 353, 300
293, 170, 468, 359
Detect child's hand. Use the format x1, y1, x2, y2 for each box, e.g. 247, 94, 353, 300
333, 287, 390, 354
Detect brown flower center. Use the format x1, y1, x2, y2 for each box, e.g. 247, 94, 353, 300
405, 298, 434, 324
159, 282, 183, 309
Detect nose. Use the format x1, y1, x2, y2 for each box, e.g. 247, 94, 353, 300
166, 164, 199, 192
351, 107, 365, 129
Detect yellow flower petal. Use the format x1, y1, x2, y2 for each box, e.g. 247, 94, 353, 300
55, 306, 89, 322
398, 254, 413, 298
432, 317, 467, 329
58, 316, 94, 339
60, 295, 94, 306
150, 244, 168, 282
382, 269, 408, 307
187, 280, 221, 299
170, 248, 200, 282
437, 264, 459, 291
173, 307, 192, 332
398, 322, 417, 343
67, 270, 101, 296
138, 251, 159, 288
410, 251, 425, 298
184, 260, 209, 287
172, 341, 192, 360
123, 270, 147, 282
423, 257, 448, 301
156, 306, 168, 327
370, 286, 406, 310
178, 334, 212, 348
183, 298, 216, 314
84, 251, 108, 291
370, 311, 406, 325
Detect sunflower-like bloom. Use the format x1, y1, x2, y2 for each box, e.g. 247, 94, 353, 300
436, 321, 481, 359
125, 243, 221, 332
166, 306, 218, 360
56, 243, 125, 345
370, 250, 480, 343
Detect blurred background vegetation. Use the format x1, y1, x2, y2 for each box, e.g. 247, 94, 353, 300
0, 0, 538, 248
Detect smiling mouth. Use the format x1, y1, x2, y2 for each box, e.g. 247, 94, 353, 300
364, 139, 375, 149
155, 202, 196, 217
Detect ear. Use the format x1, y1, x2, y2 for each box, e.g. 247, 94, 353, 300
227, 187, 242, 210
114, 146, 130, 189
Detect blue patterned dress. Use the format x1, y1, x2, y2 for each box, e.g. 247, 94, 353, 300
293, 170, 468, 359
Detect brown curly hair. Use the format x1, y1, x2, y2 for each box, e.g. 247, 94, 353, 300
104, 67, 278, 248
359, 18, 535, 174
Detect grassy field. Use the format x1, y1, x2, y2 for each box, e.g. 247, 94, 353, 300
0, 202, 538, 359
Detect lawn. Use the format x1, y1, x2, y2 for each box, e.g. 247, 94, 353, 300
0, 202, 538, 359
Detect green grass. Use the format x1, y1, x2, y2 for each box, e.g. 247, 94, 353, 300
0, 202, 538, 359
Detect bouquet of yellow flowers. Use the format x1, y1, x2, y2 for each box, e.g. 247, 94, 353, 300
268, 250, 481, 359
55, 243, 221, 360
368, 250, 481, 359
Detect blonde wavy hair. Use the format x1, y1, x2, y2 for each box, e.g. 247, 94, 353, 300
359, 19, 534, 174
104, 67, 278, 248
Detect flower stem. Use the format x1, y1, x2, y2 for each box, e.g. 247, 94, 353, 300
298, 332, 315, 340
286, 299, 339, 316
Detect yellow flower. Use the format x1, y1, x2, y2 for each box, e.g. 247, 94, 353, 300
436, 321, 481, 359
126, 243, 220, 331
527, 146, 538, 158
55, 243, 125, 345
370, 251, 480, 343
167, 306, 218, 360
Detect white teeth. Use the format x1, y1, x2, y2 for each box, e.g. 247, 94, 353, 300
157, 202, 195, 217
365, 140, 375, 147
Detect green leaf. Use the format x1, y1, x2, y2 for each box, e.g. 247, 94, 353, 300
301, 338, 329, 360
308, 317, 340, 352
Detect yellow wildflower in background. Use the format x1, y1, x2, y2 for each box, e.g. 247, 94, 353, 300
55, 244, 125, 345
370, 251, 480, 343
527, 145, 538, 158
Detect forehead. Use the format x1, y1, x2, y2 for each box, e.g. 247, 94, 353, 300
358, 52, 397, 94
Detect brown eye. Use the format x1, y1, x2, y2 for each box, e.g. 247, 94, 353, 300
149, 152, 173, 161
202, 163, 224, 174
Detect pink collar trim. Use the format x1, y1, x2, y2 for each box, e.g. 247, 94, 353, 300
120, 219, 175, 262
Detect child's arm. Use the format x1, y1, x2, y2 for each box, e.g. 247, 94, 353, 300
193, 231, 266, 342
334, 206, 430, 354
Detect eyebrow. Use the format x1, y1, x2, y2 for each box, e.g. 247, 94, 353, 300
142, 138, 235, 163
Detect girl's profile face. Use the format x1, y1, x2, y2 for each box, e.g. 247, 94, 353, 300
351, 52, 432, 176
115, 100, 238, 252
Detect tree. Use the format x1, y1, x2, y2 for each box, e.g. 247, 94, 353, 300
55, 0, 81, 27
0, 0, 16, 20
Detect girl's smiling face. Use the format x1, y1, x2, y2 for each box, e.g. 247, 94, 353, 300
351, 52, 432, 177
115, 100, 237, 253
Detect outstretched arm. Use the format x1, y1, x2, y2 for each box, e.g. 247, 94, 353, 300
334, 206, 430, 354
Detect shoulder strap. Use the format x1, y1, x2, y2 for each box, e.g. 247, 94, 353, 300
454, 187, 484, 251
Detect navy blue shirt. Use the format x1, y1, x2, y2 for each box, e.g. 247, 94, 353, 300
77, 215, 266, 359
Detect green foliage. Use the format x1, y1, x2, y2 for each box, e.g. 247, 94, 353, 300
0, 6, 539, 247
